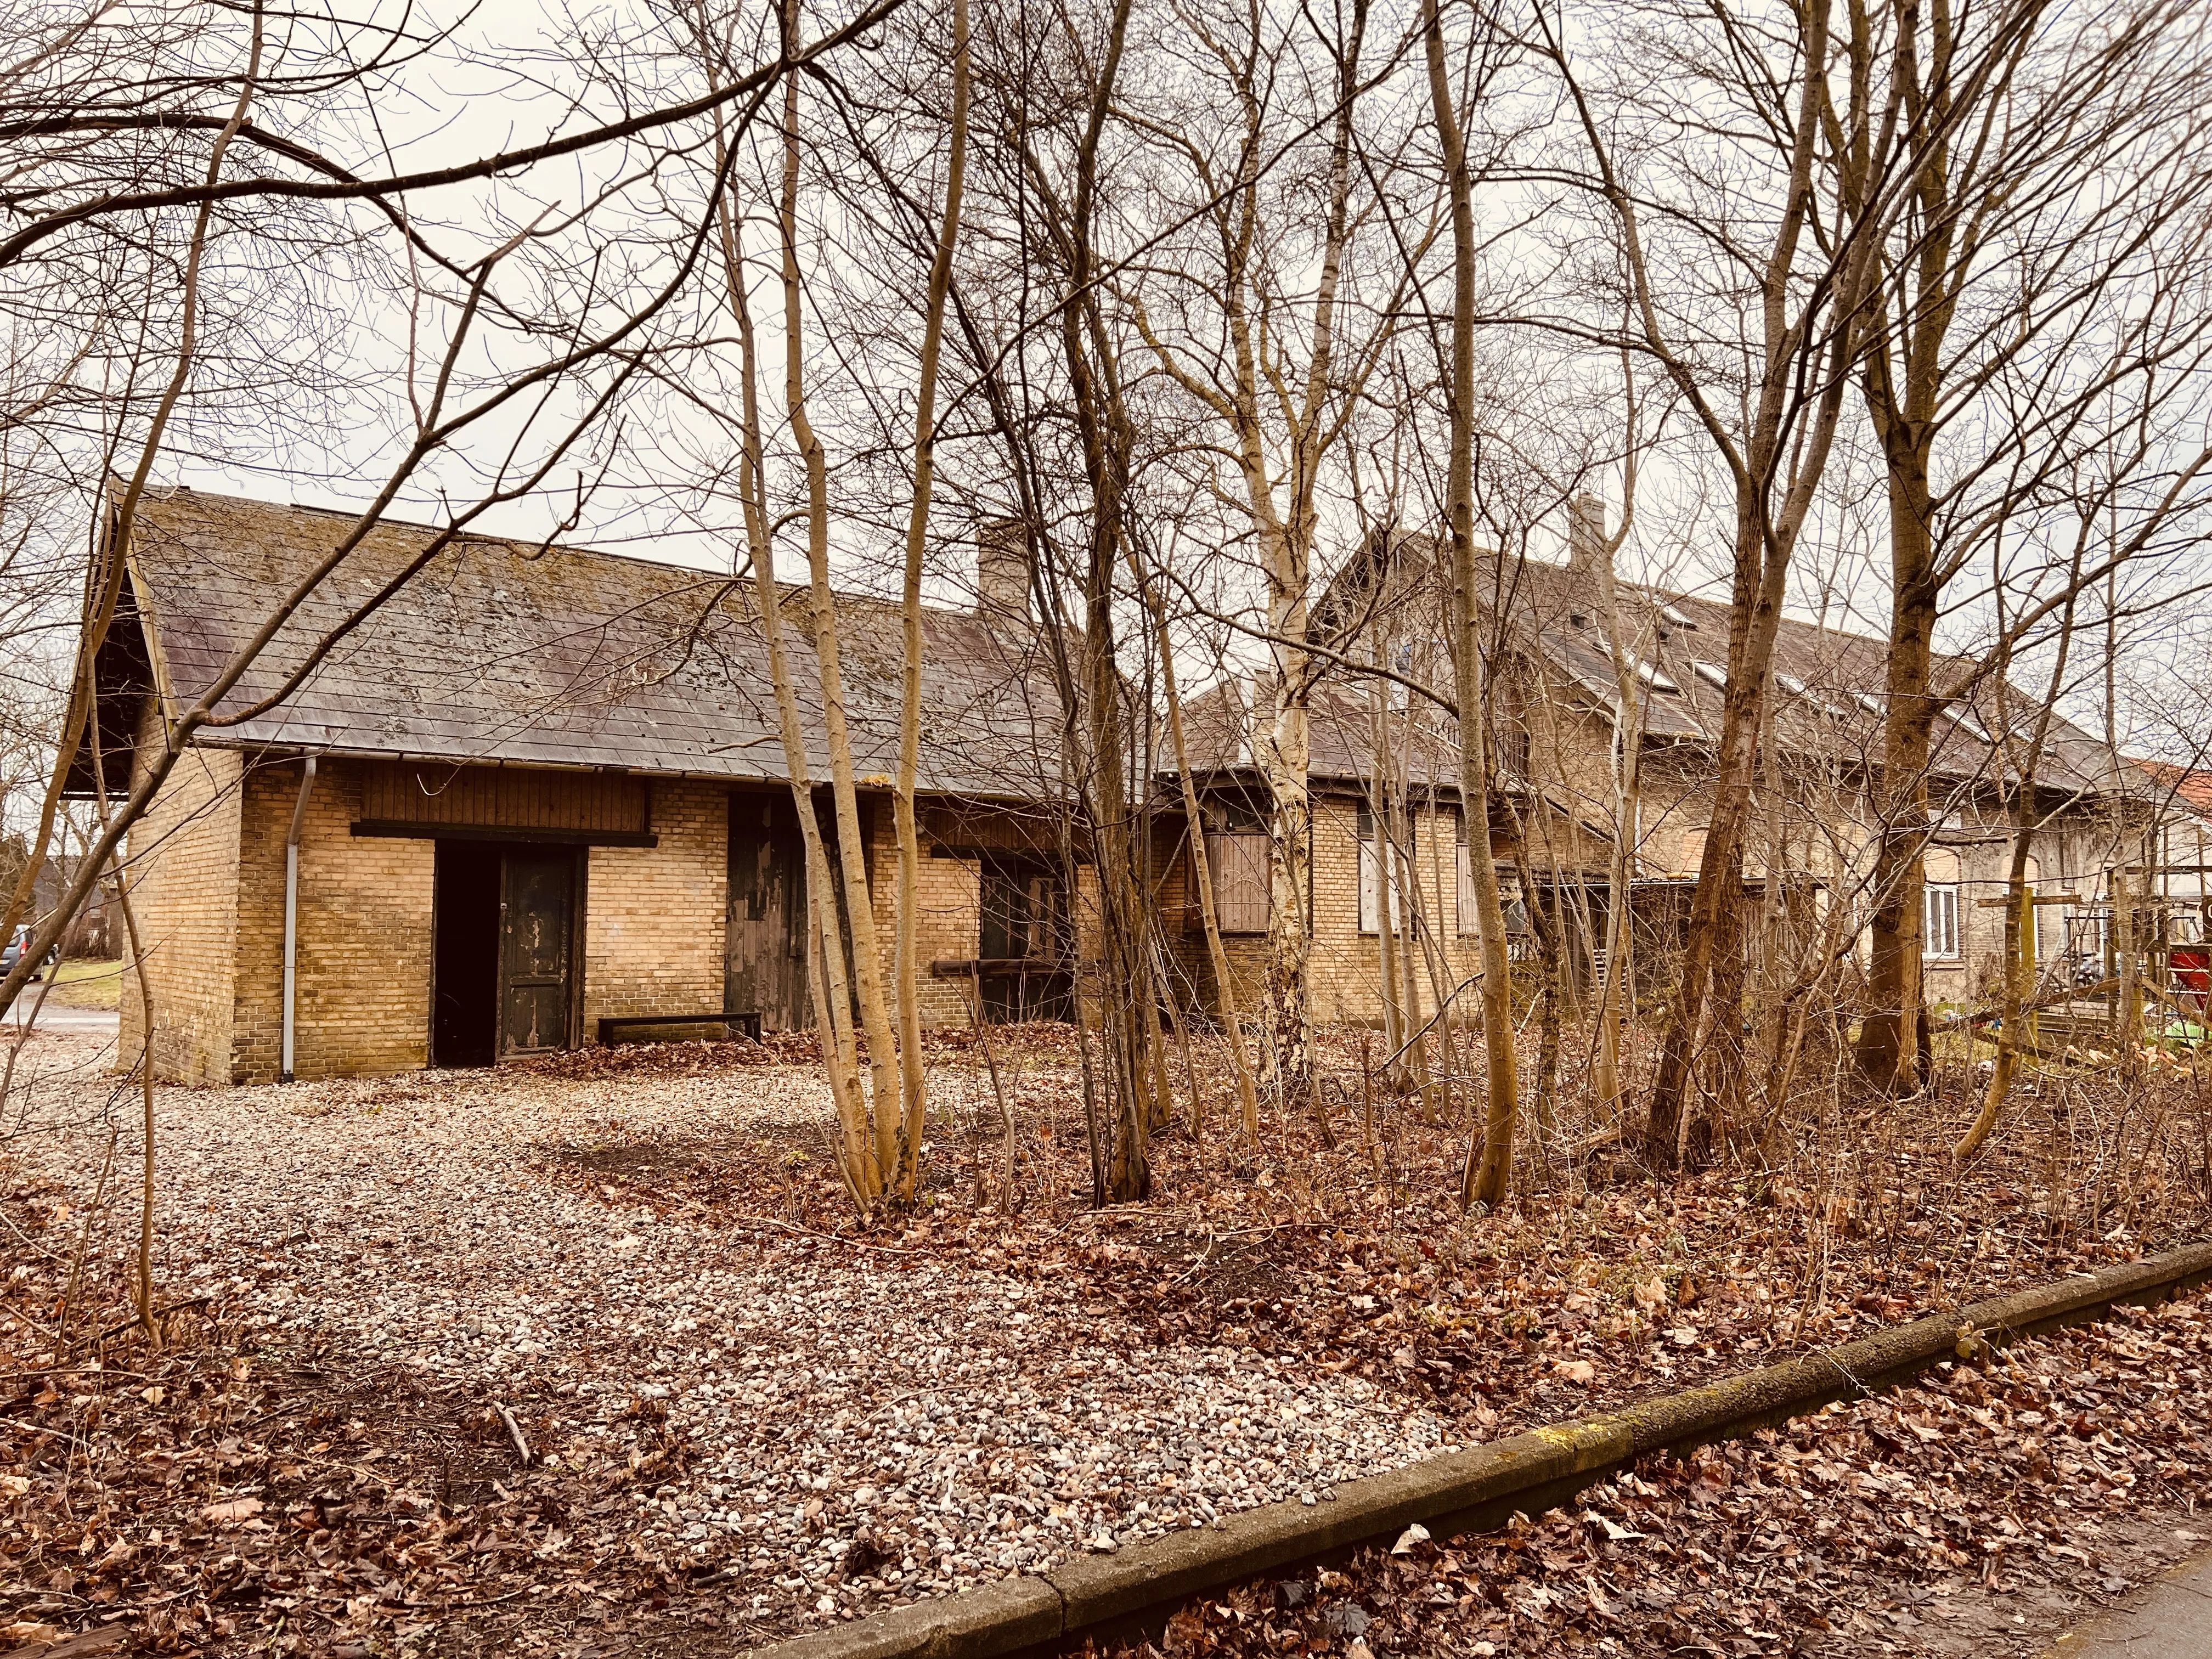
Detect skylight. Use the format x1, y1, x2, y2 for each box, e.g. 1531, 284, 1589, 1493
1661, 603, 1699, 630
1854, 691, 1886, 716
1693, 660, 1728, 690
1775, 671, 1809, 697
1635, 658, 1680, 693
1949, 706, 1992, 742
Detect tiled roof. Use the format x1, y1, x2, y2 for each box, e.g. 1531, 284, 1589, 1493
96, 487, 1066, 798
2132, 758, 2212, 821
1172, 529, 2115, 795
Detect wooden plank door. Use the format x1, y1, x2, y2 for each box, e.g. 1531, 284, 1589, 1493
499, 848, 578, 1056
727, 792, 809, 1030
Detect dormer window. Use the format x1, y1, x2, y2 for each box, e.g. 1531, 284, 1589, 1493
1775, 671, 1848, 717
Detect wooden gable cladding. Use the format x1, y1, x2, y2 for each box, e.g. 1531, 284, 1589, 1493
923, 801, 1074, 861
353, 762, 654, 846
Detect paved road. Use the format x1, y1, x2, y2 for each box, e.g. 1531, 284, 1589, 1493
2, 1002, 121, 1036
2049, 1550, 2212, 1657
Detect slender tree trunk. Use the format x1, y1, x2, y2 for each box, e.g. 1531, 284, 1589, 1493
1263, 648, 1314, 1109
1955, 808, 2035, 1159
778, 26, 909, 1190
87, 703, 160, 1346
1047, 0, 1152, 1201
1130, 535, 1262, 1139
114, 865, 158, 1344
1854, 408, 1943, 1093
890, 0, 969, 1198
1645, 500, 1805, 1161
716, 82, 877, 1205
1424, 0, 1520, 1209
1593, 694, 1640, 1119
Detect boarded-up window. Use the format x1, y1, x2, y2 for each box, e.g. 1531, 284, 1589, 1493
1455, 810, 1481, 935
1207, 834, 1269, 934
1358, 803, 1405, 936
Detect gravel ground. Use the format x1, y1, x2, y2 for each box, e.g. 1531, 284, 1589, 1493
2, 1030, 1451, 1629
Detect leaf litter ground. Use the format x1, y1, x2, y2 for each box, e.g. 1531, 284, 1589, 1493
2, 1021, 2209, 1656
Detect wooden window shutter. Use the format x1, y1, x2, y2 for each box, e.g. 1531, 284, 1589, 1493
1207, 834, 1269, 934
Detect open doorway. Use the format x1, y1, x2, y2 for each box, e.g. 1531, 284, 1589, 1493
432, 840, 582, 1065
433, 842, 500, 1066
977, 856, 1074, 1023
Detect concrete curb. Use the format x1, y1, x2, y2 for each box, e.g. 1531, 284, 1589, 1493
746, 1239, 2212, 1659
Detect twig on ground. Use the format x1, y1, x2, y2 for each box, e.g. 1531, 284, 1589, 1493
494, 1398, 533, 1466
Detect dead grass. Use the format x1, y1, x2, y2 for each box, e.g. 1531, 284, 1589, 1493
36, 960, 123, 1011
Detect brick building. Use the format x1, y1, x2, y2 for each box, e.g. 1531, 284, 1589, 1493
71, 488, 1074, 1084
1163, 508, 2138, 1025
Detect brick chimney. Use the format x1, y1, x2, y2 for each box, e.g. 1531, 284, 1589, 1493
977, 517, 1031, 622
1567, 492, 1607, 574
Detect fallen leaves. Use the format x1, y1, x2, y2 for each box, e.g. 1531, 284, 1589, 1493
5, 1022, 2209, 1659
1136, 1293, 2212, 1657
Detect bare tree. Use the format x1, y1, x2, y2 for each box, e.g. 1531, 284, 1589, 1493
1844, 0, 2212, 1093
1537, 0, 1915, 1164
1423, 0, 1521, 1206
1125, 0, 1419, 1111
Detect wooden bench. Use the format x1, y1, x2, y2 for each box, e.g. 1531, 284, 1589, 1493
595, 1010, 763, 1046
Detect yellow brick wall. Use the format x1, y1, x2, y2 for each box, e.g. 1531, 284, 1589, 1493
1305, 795, 1487, 1025
231, 758, 434, 1082
871, 804, 988, 1028
130, 756, 1119, 1077
1167, 797, 1492, 1029
583, 778, 727, 1029
860, 800, 1113, 1029
120, 740, 243, 1085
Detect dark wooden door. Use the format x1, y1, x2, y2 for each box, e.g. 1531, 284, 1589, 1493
727, 792, 809, 1030
499, 848, 577, 1056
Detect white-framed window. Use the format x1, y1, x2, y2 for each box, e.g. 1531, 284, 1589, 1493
1923, 882, 1961, 960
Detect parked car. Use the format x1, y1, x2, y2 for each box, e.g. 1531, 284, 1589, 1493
1, 927, 58, 1012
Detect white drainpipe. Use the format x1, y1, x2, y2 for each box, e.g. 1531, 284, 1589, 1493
280, 755, 318, 1082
